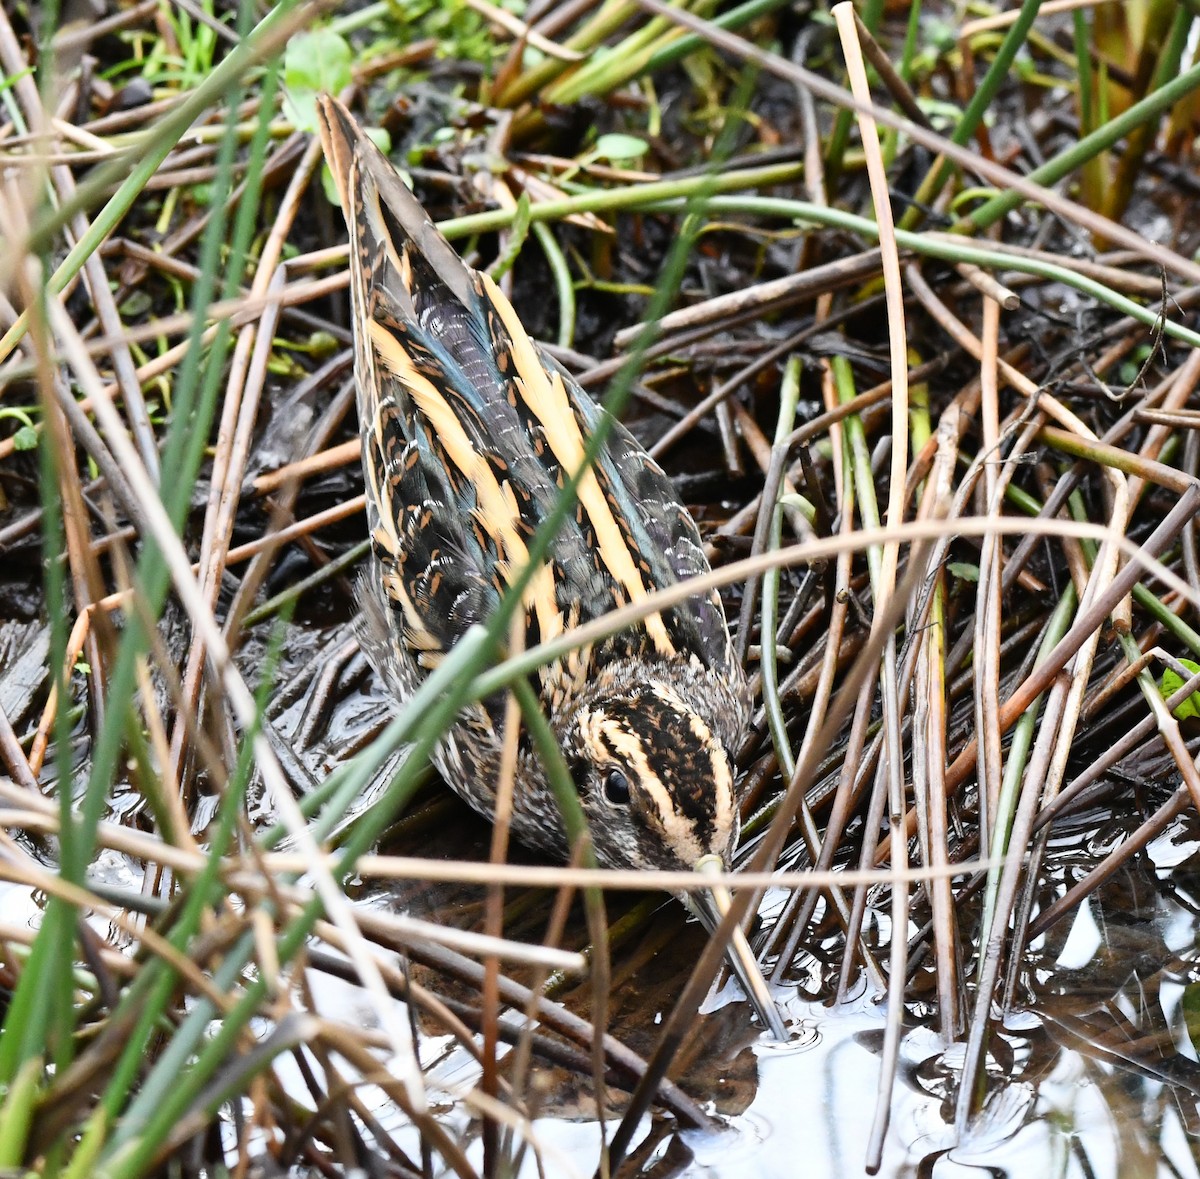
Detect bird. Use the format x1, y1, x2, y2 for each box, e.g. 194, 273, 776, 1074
316, 95, 785, 1038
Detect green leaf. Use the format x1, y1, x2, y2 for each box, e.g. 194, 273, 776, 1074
282, 29, 352, 132
592, 133, 648, 163
925, 18, 959, 53
12, 425, 37, 451
776, 492, 816, 523
1160, 658, 1200, 720
321, 164, 340, 208
947, 561, 979, 583
486, 192, 532, 282
364, 127, 392, 155
120, 290, 152, 318
305, 330, 340, 357
0, 1055, 42, 1166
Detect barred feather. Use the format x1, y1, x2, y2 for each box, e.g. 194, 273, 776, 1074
317, 95, 750, 873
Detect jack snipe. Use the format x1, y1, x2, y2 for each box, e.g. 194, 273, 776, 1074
317, 95, 784, 1038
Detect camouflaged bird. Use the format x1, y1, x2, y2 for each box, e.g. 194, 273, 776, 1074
317, 97, 752, 876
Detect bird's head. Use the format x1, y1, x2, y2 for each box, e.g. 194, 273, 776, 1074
558, 676, 740, 872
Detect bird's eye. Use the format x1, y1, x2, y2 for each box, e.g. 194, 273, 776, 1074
603, 768, 631, 806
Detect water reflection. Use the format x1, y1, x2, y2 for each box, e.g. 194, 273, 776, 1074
186, 639, 1200, 1174
262, 625, 1200, 1179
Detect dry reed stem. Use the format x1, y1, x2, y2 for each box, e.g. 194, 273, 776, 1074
629, 0, 1200, 284
168, 134, 325, 808
4, 6, 1200, 1166
43, 288, 430, 1107
833, 4, 912, 1158
958, 0, 1121, 40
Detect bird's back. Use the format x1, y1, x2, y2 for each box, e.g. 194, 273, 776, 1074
317, 96, 746, 747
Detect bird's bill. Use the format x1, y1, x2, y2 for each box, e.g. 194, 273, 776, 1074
689, 856, 787, 1041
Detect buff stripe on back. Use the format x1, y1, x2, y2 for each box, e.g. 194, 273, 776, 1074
366, 319, 565, 650
343, 141, 565, 653
344, 115, 674, 662
480, 273, 678, 659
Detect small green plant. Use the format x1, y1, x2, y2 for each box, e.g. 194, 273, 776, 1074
282, 28, 353, 131
106, 0, 227, 89
281, 28, 394, 205
556, 133, 650, 183
0, 407, 38, 451
1160, 659, 1200, 720
387, 0, 510, 68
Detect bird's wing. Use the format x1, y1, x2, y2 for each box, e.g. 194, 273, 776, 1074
320, 96, 504, 668
559, 382, 742, 677
317, 95, 735, 683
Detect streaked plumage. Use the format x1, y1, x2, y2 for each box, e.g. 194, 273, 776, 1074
316, 96, 751, 875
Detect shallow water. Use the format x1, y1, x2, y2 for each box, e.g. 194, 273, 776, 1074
6, 614, 1200, 1177
306, 806, 1200, 1178
442, 809, 1200, 1177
